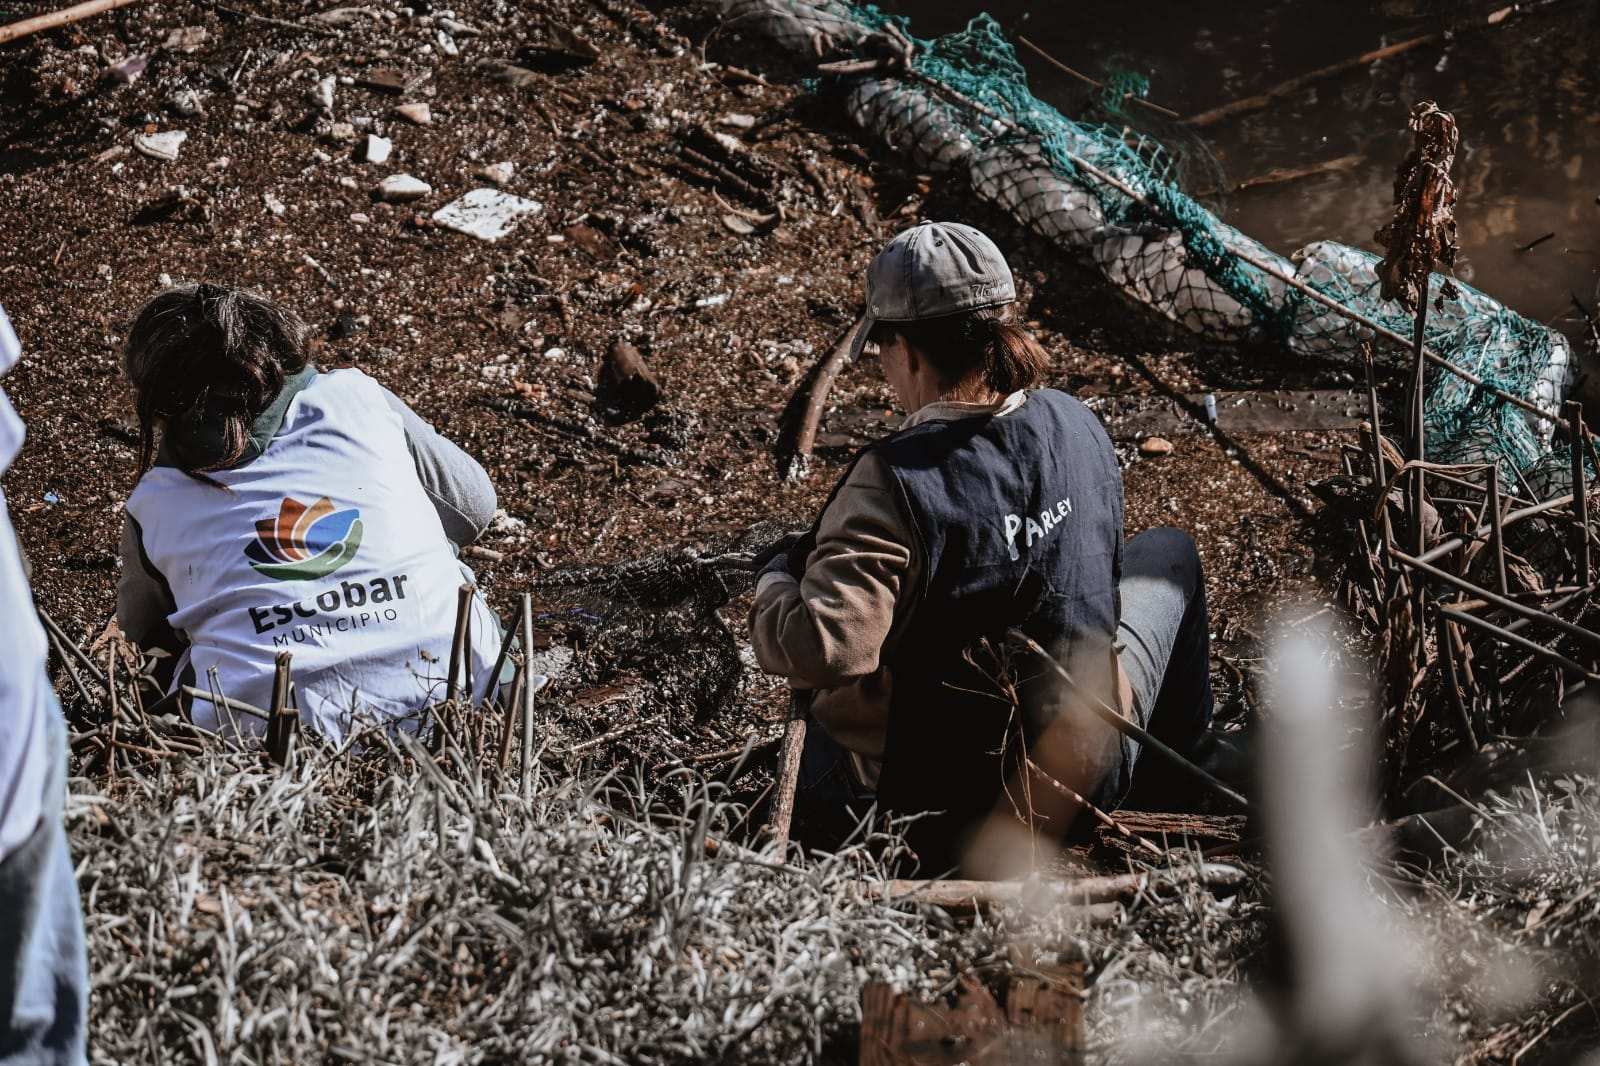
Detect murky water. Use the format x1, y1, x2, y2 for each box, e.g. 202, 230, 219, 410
888, 0, 1600, 340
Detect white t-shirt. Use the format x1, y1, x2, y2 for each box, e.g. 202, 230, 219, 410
126, 369, 502, 741
0, 306, 51, 862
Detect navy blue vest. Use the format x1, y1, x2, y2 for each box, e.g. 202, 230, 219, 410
843, 389, 1124, 868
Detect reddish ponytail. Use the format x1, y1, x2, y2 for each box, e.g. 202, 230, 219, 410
869, 307, 1049, 395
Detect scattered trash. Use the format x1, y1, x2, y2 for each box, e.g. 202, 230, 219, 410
375, 173, 431, 202
325, 122, 357, 143
263, 192, 287, 217
436, 31, 459, 57
393, 102, 431, 126
475, 161, 514, 185
133, 130, 186, 162
1139, 436, 1175, 456
1203, 393, 1218, 425
694, 292, 730, 309
43, 491, 61, 505
361, 134, 392, 164
104, 55, 148, 85
431, 188, 543, 241
720, 112, 756, 129
597, 339, 662, 422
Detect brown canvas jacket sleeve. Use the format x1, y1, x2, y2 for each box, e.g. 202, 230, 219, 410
747, 451, 918, 756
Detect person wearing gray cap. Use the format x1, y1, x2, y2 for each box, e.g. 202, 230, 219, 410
748, 222, 1214, 875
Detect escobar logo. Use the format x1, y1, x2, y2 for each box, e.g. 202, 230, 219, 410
246, 496, 364, 581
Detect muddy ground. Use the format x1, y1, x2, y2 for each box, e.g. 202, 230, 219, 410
0, 0, 1365, 764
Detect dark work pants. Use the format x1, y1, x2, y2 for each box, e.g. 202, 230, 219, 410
794, 526, 1214, 850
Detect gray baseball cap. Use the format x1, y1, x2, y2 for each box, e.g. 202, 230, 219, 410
851, 221, 1016, 359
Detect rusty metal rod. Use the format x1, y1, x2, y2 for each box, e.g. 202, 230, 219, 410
1416, 493, 1575, 565
1388, 548, 1600, 653
1440, 606, 1600, 684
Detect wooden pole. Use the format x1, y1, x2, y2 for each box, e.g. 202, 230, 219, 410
518, 593, 537, 801
266, 652, 295, 765
766, 708, 808, 855
787, 314, 868, 479
0, 0, 141, 46
445, 583, 474, 703
1388, 548, 1600, 653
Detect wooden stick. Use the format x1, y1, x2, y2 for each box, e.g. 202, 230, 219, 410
878, 862, 1246, 914
1025, 758, 1165, 860
192, 0, 340, 37
486, 597, 526, 710
0, 0, 141, 45
1184, 32, 1436, 128
497, 664, 525, 772
519, 593, 537, 801
1014, 35, 1180, 119
766, 709, 808, 854
1007, 630, 1252, 812
786, 314, 868, 479
445, 583, 474, 703
266, 652, 295, 765
1193, 154, 1363, 197
557, 715, 663, 758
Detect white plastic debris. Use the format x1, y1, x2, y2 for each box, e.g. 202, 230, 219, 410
362, 134, 392, 164
263, 192, 287, 216
431, 188, 543, 241
311, 74, 337, 114
375, 173, 431, 202
133, 130, 187, 162
436, 30, 460, 56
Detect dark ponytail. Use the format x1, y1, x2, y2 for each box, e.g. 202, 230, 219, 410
870, 306, 1049, 396
123, 283, 308, 481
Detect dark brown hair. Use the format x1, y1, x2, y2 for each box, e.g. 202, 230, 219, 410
869, 306, 1049, 395
124, 283, 309, 479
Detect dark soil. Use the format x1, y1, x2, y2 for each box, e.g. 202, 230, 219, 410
0, 0, 1361, 765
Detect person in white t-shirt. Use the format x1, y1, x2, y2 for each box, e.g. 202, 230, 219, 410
0, 305, 89, 1066
116, 284, 504, 741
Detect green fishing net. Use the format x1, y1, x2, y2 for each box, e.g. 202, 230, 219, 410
720, 0, 1578, 490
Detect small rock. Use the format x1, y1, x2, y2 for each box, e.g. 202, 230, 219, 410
720, 112, 756, 129
263, 192, 287, 216
349, 212, 371, 224
438, 17, 478, 36
309, 6, 378, 26
375, 173, 431, 202
436, 30, 459, 56
361, 134, 392, 163
325, 122, 357, 143
597, 339, 661, 422
431, 188, 542, 241
168, 89, 206, 117
694, 292, 730, 309
162, 26, 208, 51
474, 160, 514, 185
393, 101, 431, 125
133, 130, 187, 161
1139, 436, 1174, 457
357, 68, 409, 94
105, 55, 149, 84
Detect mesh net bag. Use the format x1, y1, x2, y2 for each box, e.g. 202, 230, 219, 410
845, 78, 975, 174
